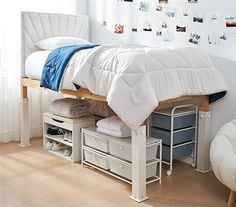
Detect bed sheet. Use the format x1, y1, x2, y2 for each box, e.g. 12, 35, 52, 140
25, 51, 51, 80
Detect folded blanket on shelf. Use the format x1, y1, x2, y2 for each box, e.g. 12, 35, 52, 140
97, 127, 131, 138
49, 98, 90, 118
88, 100, 116, 118
96, 116, 131, 137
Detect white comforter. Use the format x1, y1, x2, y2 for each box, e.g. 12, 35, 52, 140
61, 45, 227, 130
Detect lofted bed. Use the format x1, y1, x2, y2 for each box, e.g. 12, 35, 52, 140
20, 11, 226, 202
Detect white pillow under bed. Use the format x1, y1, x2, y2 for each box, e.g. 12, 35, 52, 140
35, 36, 92, 50
25, 51, 51, 79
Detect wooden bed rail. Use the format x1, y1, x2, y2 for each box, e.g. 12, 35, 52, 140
21, 78, 107, 102
21, 78, 209, 110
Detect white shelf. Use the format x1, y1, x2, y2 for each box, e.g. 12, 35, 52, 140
46, 149, 73, 162
82, 159, 161, 185
43, 112, 95, 163
154, 107, 196, 117
81, 128, 162, 185
44, 134, 73, 147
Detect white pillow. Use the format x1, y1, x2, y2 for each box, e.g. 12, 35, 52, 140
35, 36, 92, 50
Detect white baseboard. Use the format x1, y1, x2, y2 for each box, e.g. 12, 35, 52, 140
177, 156, 193, 165
178, 156, 213, 172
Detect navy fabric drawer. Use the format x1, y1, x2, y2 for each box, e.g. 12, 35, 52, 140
151, 112, 196, 130
158, 143, 194, 161
150, 127, 195, 146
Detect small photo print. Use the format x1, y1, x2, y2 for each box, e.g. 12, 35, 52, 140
211, 14, 218, 21
188, 0, 197, 3
176, 25, 186, 32
131, 27, 138, 32
102, 21, 107, 26
220, 32, 227, 40
163, 30, 174, 41
159, 0, 168, 4
139, 1, 149, 12
124, 0, 133, 2
156, 30, 162, 36
225, 16, 236, 27
208, 33, 220, 45
156, 5, 163, 11
143, 21, 152, 31
161, 22, 168, 28
114, 24, 124, 34
166, 7, 176, 17
183, 9, 190, 17
189, 33, 201, 45
193, 16, 203, 23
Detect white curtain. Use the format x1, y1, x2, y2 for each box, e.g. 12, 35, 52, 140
0, 0, 76, 143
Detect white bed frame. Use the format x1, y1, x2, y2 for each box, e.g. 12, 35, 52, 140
20, 11, 212, 202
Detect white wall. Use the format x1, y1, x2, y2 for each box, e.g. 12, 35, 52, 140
88, 0, 236, 59
83, 0, 236, 138
76, 0, 87, 15
209, 56, 236, 138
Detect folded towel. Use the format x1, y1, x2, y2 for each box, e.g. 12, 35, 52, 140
49, 98, 90, 118
96, 116, 131, 134
97, 127, 131, 138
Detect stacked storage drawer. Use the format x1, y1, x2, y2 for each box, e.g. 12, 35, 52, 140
82, 128, 162, 182
83, 129, 110, 170
150, 107, 197, 161
108, 137, 159, 180
108, 156, 157, 180
109, 137, 158, 162
83, 147, 110, 170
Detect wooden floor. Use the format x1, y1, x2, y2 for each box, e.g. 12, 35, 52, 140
0, 138, 230, 207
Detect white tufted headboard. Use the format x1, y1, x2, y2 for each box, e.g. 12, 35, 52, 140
21, 11, 89, 76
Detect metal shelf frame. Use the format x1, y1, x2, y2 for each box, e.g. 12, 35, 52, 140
152, 104, 198, 176
81, 128, 162, 186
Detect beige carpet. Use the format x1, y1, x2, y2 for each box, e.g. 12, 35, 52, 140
0, 138, 229, 207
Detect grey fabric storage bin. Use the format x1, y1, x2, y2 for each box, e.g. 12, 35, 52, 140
84, 147, 110, 170
109, 137, 158, 162
150, 127, 195, 146
159, 143, 194, 161
151, 113, 196, 130
108, 156, 157, 180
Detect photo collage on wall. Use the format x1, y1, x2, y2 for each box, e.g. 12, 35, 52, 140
107, 0, 234, 46
225, 16, 236, 27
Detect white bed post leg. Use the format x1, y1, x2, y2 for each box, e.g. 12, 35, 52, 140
19, 85, 31, 147
196, 110, 211, 173
129, 125, 148, 202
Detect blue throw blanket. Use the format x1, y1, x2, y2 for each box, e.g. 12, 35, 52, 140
40, 44, 98, 91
